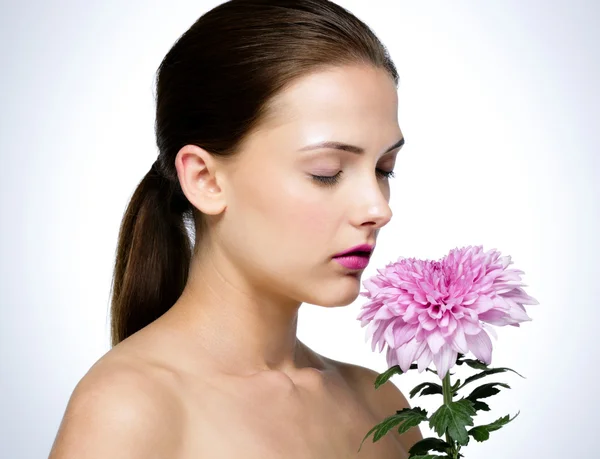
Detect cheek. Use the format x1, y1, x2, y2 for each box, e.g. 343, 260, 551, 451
285, 200, 331, 235
276, 184, 336, 237
230, 168, 338, 250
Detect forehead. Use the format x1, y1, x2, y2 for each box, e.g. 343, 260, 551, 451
236, 67, 403, 164
266, 65, 399, 127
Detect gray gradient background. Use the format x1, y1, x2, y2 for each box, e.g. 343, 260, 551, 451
1, 1, 598, 457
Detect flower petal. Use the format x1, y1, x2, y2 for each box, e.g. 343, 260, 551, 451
432, 345, 457, 379
419, 314, 438, 331
393, 322, 418, 347
462, 319, 482, 335
426, 329, 446, 354
465, 330, 493, 364
386, 344, 398, 368
383, 321, 396, 348
451, 322, 469, 354
417, 345, 433, 373
396, 339, 421, 373
481, 322, 498, 340
374, 305, 396, 320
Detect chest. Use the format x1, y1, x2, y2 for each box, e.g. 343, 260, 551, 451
178, 374, 408, 459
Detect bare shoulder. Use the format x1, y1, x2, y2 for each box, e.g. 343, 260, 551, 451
49, 353, 185, 459
325, 357, 423, 451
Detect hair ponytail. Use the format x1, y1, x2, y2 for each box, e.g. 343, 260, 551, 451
109, 160, 193, 346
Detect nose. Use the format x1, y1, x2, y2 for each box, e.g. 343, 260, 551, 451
351, 181, 393, 230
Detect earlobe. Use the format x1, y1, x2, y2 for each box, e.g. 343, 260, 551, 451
175, 144, 227, 215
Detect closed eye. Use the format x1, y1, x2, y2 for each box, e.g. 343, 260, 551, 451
311, 168, 395, 187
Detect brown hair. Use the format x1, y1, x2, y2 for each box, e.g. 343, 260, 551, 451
109, 0, 399, 347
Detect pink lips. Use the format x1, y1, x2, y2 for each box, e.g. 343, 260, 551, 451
333, 254, 370, 270
333, 243, 374, 270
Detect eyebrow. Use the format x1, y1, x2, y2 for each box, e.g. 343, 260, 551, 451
298, 137, 404, 155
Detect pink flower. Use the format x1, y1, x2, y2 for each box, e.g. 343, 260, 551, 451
357, 245, 539, 379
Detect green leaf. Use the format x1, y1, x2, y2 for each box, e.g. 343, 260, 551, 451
457, 367, 525, 391
375, 364, 418, 389
451, 379, 461, 395
408, 437, 452, 456
358, 407, 428, 452
409, 455, 449, 459
397, 408, 429, 435
463, 359, 489, 370
468, 411, 520, 442
429, 399, 476, 446
410, 382, 443, 399
466, 382, 511, 402
455, 353, 466, 365
471, 400, 490, 412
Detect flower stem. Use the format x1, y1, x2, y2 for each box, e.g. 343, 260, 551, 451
442, 372, 458, 459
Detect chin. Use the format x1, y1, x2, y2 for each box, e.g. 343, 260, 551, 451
311, 278, 362, 308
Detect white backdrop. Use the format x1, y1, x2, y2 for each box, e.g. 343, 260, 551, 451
1, 1, 598, 458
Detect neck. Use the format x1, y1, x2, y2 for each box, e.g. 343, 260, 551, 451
159, 255, 314, 378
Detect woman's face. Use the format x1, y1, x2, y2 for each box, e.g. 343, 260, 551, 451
202, 65, 403, 307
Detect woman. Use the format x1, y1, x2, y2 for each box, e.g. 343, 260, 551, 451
49, 0, 422, 457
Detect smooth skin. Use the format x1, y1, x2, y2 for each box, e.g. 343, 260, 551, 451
49, 64, 422, 458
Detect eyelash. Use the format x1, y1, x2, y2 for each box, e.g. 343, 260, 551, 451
311, 168, 395, 187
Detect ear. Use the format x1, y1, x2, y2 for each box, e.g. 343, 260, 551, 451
174, 144, 227, 215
